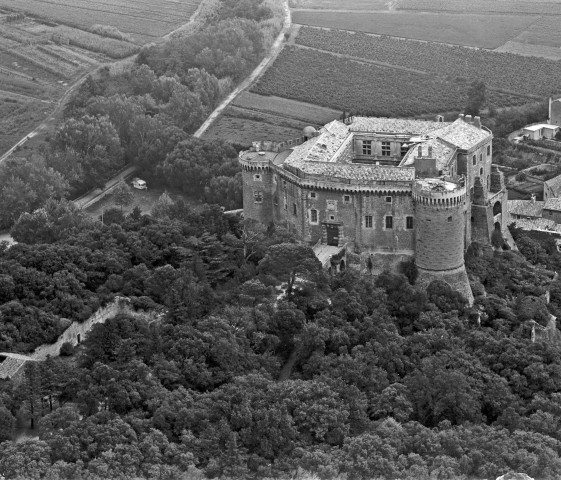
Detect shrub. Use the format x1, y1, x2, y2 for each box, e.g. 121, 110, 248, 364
59, 341, 74, 356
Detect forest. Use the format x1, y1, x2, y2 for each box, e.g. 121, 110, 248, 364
1, 197, 561, 479
0, 0, 284, 230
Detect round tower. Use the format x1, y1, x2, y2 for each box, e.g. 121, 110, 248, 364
413, 178, 474, 304
239, 146, 274, 225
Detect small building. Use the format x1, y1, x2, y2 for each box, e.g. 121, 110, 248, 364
131, 178, 147, 190
544, 174, 561, 202
542, 197, 561, 224
508, 197, 544, 220
522, 124, 560, 140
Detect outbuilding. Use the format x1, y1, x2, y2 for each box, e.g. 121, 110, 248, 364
132, 178, 147, 190
522, 124, 560, 140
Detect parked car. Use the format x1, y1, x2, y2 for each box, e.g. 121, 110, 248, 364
132, 178, 147, 190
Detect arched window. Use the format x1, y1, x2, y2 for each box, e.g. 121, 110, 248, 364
493, 201, 502, 216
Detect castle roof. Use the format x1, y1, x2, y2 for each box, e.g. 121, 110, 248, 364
508, 199, 544, 218
544, 197, 561, 212
399, 137, 457, 171
288, 162, 415, 183
433, 118, 491, 150
349, 116, 450, 135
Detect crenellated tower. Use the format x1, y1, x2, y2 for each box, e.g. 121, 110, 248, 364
413, 177, 474, 304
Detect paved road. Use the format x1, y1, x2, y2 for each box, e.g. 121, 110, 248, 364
193, 0, 292, 138
74, 165, 137, 210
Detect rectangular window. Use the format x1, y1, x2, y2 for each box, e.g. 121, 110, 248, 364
381, 141, 391, 156
385, 196, 392, 203
362, 140, 372, 155
406, 216, 414, 229
385, 216, 393, 229
254, 191, 263, 203
343, 195, 351, 203
283, 193, 287, 210
293, 203, 297, 216
365, 215, 373, 228
310, 209, 318, 223
472, 155, 477, 165
310, 192, 317, 199
253, 174, 262, 181
487, 145, 491, 156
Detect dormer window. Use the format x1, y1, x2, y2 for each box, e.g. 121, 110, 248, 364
362, 140, 372, 155
381, 141, 391, 156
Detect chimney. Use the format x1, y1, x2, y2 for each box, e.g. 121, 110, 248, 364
418, 145, 422, 157
473, 116, 481, 129
465, 114, 473, 123
531, 194, 536, 204
459, 113, 465, 121
428, 146, 433, 157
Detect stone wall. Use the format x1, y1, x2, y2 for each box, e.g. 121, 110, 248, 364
241, 166, 274, 225
417, 265, 474, 305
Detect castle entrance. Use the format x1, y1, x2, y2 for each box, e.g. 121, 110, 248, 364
326, 224, 339, 246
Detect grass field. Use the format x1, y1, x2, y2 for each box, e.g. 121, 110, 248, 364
0, 0, 202, 43
397, 0, 561, 15
512, 17, 561, 48
291, 11, 535, 48
289, 0, 389, 9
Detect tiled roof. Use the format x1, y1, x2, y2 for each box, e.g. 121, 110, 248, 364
434, 118, 490, 150
544, 197, 561, 212
508, 200, 544, 218
400, 138, 457, 170
286, 162, 415, 182
286, 120, 350, 165
545, 174, 561, 193
512, 217, 561, 232
349, 116, 450, 135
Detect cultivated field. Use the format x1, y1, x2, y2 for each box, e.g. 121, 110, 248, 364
397, 0, 561, 15
295, 27, 561, 100
0, 0, 202, 44
291, 11, 535, 48
251, 47, 532, 118
289, 0, 389, 8
496, 41, 561, 61
233, 92, 341, 125
203, 92, 341, 145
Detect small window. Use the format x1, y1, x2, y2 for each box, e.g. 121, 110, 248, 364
253, 174, 262, 181
480, 167, 483, 176
310, 209, 318, 223
385, 196, 392, 203
329, 215, 335, 221
283, 180, 287, 187
362, 140, 372, 155
487, 145, 491, 156
254, 191, 263, 203
273, 174, 278, 183
343, 195, 351, 203
381, 141, 391, 156
549, 211, 553, 216
293, 203, 297, 216
479, 154, 483, 163
385, 216, 393, 229
401, 143, 409, 157
310, 192, 317, 199
283, 193, 287, 210
472, 155, 477, 165
365, 215, 373, 228
447, 216, 453, 222
406, 216, 414, 229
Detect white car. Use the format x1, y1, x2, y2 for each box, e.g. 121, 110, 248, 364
132, 178, 147, 190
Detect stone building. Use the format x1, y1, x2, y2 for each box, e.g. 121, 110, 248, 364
239, 114, 509, 303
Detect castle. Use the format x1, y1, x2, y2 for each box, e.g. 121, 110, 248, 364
239, 114, 509, 304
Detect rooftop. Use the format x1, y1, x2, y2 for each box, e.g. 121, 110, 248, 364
400, 138, 457, 170
544, 197, 561, 211
349, 116, 450, 135
524, 124, 559, 131
545, 174, 561, 193
512, 217, 561, 233
433, 118, 491, 150
415, 178, 462, 193
508, 199, 545, 218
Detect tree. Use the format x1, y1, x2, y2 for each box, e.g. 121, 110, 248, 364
112, 179, 134, 212
151, 192, 174, 219
258, 243, 322, 296
465, 81, 486, 117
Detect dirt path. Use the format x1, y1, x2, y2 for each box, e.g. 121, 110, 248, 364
193, 0, 292, 138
